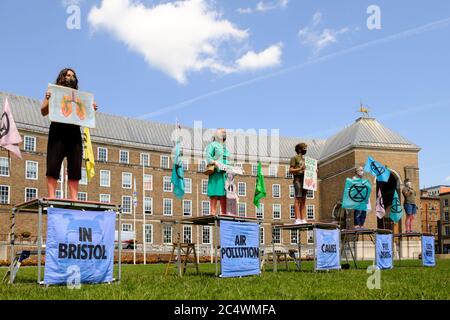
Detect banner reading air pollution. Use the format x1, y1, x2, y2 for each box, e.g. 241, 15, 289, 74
220, 220, 260, 278
44, 207, 115, 285
376, 233, 393, 270
422, 235, 436, 267
315, 228, 341, 271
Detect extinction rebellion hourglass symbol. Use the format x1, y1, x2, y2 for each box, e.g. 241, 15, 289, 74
370, 161, 386, 177
0, 112, 10, 138
348, 184, 369, 203
390, 197, 402, 214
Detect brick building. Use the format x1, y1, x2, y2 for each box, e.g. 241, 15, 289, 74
0, 92, 423, 259
439, 192, 450, 253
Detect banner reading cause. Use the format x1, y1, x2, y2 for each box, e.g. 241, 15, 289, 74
44, 207, 115, 285
315, 228, 341, 271
220, 220, 260, 278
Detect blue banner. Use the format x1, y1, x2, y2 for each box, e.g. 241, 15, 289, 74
376, 234, 393, 270
44, 207, 115, 285
364, 156, 391, 182
342, 178, 372, 211
315, 228, 341, 271
220, 220, 260, 278
422, 236, 436, 267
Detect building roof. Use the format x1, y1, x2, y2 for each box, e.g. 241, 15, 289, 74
0, 92, 420, 163
319, 117, 421, 161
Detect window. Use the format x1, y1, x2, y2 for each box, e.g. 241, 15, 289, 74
77, 192, 87, 201
163, 176, 172, 192
55, 190, 62, 199
140, 153, 150, 167
182, 159, 189, 171
97, 147, 108, 162
289, 185, 294, 198
445, 212, 449, 221
201, 180, 208, 195
122, 223, 132, 232
163, 225, 173, 244
290, 230, 298, 244
238, 182, 246, 197
144, 197, 153, 215
273, 228, 281, 244
184, 178, 192, 194
273, 204, 281, 219
24, 136, 36, 152
446, 226, 450, 236
25, 161, 38, 180
122, 172, 132, 189
80, 168, 87, 185
260, 227, 264, 245
25, 188, 37, 202
251, 164, 258, 176
198, 160, 206, 172
122, 196, 132, 214
285, 166, 293, 179
183, 225, 192, 243
163, 199, 173, 216
144, 224, 153, 244
183, 200, 192, 216
161, 155, 170, 169
256, 204, 264, 219
272, 184, 281, 198
290, 204, 295, 219
0, 157, 9, 176
202, 226, 211, 244
269, 165, 278, 177
143, 174, 153, 191
100, 170, 110, 187
202, 201, 210, 216
238, 203, 246, 217
307, 190, 315, 199
307, 230, 314, 244
119, 150, 129, 164
307, 205, 315, 220
445, 199, 449, 207
0, 185, 9, 204
99, 194, 111, 203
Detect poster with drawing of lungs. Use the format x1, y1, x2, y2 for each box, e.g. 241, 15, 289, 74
48, 84, 95, 128
303, 156, 318, 191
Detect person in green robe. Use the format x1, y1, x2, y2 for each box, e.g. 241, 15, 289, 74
205, 128, 229, 215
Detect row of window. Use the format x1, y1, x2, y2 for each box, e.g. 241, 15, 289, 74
121, 224, 315, 245
0, 185, 315, 219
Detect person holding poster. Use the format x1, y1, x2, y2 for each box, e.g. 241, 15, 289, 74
41, 68, 97, 200
402, 178, 417, 233
289, 143, 309, 224
205, 128, 229, 215
353, 166, 368, 229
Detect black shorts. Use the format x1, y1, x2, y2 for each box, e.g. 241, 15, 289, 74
293, 175, 306, 199
46, 122, 82, 180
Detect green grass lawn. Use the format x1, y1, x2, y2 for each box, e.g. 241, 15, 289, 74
0, 260, 449, 300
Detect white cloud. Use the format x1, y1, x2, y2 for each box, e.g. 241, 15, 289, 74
237, 0, 288, 14
298, 11, 350, 55
446, 176, 450, 182
236, 43, 283, 71
88, 0, 249, 84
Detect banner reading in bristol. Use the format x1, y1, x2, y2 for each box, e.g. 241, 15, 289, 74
44, 207, 115, 285
342, 177, 372, 211
315, 228, 341, 271
220, 220, 260, 278
422, 235, 436, 267
376, 233, 393, 270
303, 156, 318, 191
48, 84, 96, 128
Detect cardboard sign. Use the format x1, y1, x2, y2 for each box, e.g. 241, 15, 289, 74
303, 156, 317, 191
48, 84, 96, 128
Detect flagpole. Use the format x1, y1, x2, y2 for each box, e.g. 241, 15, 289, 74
142, 163, 146, 265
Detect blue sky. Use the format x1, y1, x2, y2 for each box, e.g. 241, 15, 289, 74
1, 0, 450, 187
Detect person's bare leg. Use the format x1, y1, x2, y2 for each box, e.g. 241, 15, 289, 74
210, 197, 218, 215
68, 179, 79, 200
410, 215, 414, 232
47, 176, 58, 198
294, 198, 301, 220
299, 195, 307, 221
219, 197, 227, 216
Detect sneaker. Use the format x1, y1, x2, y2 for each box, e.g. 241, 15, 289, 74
301, 219, 308, 224
294, 219, 302, 225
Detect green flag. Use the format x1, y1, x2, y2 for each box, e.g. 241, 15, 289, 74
253, 162, 266, 208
